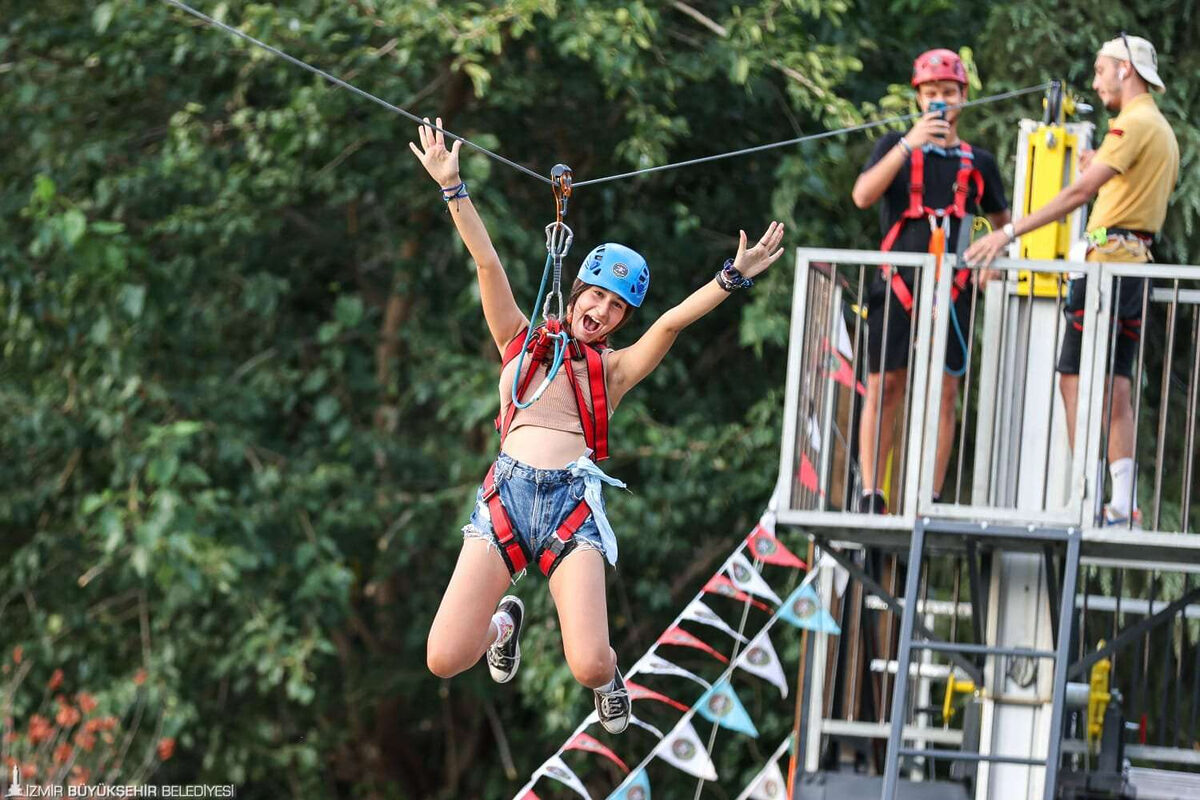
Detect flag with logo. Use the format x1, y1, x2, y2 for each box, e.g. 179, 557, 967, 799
778, 582, 840, 634
536, 755, 591, 799
726, 553, 783, 605
631, 654, 711, 688
606, 766, 652, 800
657, 625, 730, 664
680, 599, 748, 642
695, 679, 759, 738
654, 719, 718, 781
734, 630, 789, 698
704, 575, 771, 612
736, 758, 788, 800
745, 527, 806, 569
626, 680, 691, 713
565, 732, 629, 773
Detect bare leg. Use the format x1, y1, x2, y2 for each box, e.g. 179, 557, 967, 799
549, 549, 616, 688
1060, 374, 1079, 451
932, 374, 961, 496
859, 369, 908, 497
427, 539, 513, 678
1107, 376, 1134, 462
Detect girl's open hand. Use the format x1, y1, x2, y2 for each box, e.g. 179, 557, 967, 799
732, 221, 786, 279
409, 116, 462, 188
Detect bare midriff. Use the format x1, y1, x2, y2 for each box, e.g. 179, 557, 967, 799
500, 425, 590, 469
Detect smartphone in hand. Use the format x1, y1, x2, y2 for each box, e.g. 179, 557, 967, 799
929, 100, 948, 141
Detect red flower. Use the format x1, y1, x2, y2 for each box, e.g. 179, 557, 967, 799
28, 714, 53, 744
53, 743, 73, 764
48, 669, 64, 690
77, 692, 98, 714
12, 646, 22, 664
56, 703, 82, 728
133, 669, 147, 686
74, 731, 97, 752
157, 737, 176, 761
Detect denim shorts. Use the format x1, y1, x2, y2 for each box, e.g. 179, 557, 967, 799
463, 453, 610, 576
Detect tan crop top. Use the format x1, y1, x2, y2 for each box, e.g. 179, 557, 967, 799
498, 350, 616, 436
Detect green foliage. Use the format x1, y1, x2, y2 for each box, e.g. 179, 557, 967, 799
1, 1, 1195, 798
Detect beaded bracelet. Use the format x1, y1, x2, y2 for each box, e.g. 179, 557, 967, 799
440, 181, 469, 202
715, 258, 754, 292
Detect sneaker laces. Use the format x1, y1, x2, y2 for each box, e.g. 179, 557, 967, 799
599, 687, 629, 717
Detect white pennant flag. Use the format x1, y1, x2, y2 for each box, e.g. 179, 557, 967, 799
630, 653, 712, 688
737, 758, 788, 800
654, 719, 718, 781
537, 755, 591, 799
734, 630, 789, 698
726, 553, 783, 605
818, 550, 850, 598
585, 711, 665, 740
680, 600, 749, 643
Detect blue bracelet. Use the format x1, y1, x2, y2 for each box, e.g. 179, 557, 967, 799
719, 258, 754, 289
441, 181, 469, 202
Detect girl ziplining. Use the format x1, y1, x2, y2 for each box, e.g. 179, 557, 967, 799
413, 117, 785, 732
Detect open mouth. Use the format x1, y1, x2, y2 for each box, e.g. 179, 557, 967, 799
581, 314, 602, 336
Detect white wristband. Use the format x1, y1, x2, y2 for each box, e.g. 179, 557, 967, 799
1003, 222, 1016, 242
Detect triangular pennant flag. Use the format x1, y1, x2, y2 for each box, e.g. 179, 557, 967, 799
703, 575, 771, 612
626, 680, 691, 712
566, 732, 629, 773
745, 526, 806, 569
606, 766, 651, 800
739, 759, 788, 800
806, 414, 823, 454
695, 679, 759, 738
631, 654, 711, 688
778, 583, 841, 634
681, 600, 748, 643
734, 630, 789, 698
654, 719, 718, 781
825, 343, 865, 395
586, 711, 665, 739
537, 755, 591, 799
516, 788, 541, 800
656, 625, 730, 664
726, 554, 783, 605
818, 550, 850, 597
798, 452, 823, 494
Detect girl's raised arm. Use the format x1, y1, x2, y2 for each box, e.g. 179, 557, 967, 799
607, 222, 785, 405
410, 118, 527, 353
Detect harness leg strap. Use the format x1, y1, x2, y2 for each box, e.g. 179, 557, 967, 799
538, 500, 594, 578
482, 465, 532, 577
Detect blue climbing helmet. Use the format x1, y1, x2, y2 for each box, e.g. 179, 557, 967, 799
576, 243, 650, 308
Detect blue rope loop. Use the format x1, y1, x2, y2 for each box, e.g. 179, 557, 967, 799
510, 252, 572, 410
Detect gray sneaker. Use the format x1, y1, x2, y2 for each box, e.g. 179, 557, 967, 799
486, 596, 524, 683
594, 665, 631, 734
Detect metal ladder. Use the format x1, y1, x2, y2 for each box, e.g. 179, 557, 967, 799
880, 517, 1082, 800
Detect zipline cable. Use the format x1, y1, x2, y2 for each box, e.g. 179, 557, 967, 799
572, 82, 1053, 187
161, 0, 552, 185
165, 1, 1051, 191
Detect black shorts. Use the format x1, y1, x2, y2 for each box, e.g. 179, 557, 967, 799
866, 269, 973, 374
1056, 276, 1147, 379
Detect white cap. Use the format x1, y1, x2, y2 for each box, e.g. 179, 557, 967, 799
1098, 34, 1165, 93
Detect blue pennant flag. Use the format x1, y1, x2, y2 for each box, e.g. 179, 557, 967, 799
778, 583, 841, 634
607, 767, 651, 800
696, 679, 759, 738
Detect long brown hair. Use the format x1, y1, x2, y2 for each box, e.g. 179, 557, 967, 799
566, 279, 636, 336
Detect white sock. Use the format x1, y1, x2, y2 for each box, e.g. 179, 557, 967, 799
1109, 458, 1136, 517
491, 611, 514, 646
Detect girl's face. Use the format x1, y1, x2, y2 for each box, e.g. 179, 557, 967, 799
568, 286, 628, 343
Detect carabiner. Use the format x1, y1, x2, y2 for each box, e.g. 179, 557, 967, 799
551, 163, 573, 223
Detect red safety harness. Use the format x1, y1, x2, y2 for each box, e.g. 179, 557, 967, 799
482, 321, 611, 577
879, 143, 984, 313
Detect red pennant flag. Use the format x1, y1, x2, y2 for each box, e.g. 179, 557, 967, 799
657, 625, 730, 663
824, 340, 865, 395
565, 732, 630, 772
625, 680, 691, 712
518, 791, 541, 800
703, 576, 771, 612
798, 453, 823, 495
745, 527, 807, 569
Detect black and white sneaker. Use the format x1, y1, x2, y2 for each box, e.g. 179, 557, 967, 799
486, 596, 524, 683
594, 666, 631, 734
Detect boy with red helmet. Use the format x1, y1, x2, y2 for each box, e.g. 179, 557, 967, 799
851, 49, 1012, 512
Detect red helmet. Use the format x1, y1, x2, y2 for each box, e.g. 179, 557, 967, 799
912, 49, 968, 88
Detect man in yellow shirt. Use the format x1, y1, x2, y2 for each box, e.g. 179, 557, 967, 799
966, 34, 1180, 526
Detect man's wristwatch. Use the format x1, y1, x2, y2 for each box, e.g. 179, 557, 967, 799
1002, 222, 1016, 242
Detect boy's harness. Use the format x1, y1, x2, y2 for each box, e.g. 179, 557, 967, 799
880, 143, 984, 312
